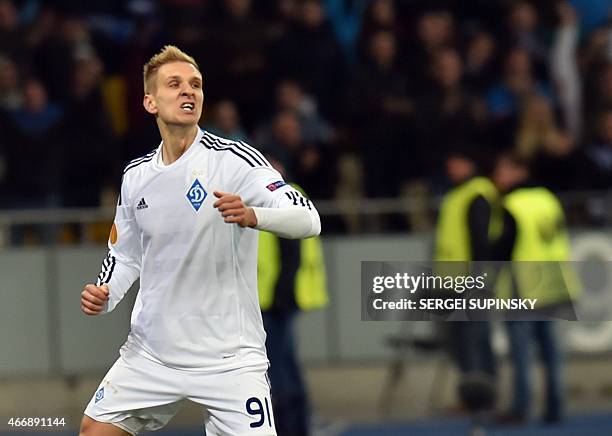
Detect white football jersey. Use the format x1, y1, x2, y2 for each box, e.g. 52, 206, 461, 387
96, 128, 319, 371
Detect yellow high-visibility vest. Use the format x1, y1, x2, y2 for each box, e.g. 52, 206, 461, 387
495, 187, 580, 306
257, 185, 328, 311
435, 177, 501, 261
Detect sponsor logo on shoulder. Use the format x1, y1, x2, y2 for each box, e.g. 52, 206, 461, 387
266, 180, 286, 192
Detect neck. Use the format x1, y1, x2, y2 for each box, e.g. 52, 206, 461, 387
158, 122, 199, 165
454, 173, 475, 186
504, 178, 530, 193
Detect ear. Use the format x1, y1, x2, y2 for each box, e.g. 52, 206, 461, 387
143, 94, 158, 115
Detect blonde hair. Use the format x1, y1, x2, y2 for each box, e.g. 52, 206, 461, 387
515, 95, 560, 159
143, 45, 200, 94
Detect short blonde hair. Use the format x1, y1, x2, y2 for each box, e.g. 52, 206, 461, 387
143, 45, 200, 94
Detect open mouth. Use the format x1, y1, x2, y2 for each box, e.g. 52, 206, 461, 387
180, 102, 195, 113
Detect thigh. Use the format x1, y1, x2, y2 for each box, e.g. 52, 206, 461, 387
84, 350, 185, 434
189, 364, 277, 436
79, 415, 132, 436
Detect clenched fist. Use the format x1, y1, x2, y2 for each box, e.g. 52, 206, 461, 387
213, 191, 258, 228
81, 284, 109, 315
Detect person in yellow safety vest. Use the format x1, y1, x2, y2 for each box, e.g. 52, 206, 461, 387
258, 181, 328, 436
492, 152, 574, 425
435, 147, 501, 382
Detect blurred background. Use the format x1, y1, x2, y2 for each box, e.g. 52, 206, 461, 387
1, 0, 612, 435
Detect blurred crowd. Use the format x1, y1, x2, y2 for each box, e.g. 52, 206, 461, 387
0, 0, 611, 228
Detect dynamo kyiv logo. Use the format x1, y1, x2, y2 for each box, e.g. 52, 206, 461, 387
187, 179, 207, 211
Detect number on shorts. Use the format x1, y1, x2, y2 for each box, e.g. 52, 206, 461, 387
246, 397, 272, 428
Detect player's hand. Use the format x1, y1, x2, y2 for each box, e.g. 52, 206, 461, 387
81, 284, 109, 316
213, 191, 258, 228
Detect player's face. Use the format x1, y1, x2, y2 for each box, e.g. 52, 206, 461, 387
145, 61, 203, 126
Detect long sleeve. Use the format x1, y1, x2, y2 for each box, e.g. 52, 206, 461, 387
237, 167, 321, 239
252, 203, 321, 239
95, 182, 142, 313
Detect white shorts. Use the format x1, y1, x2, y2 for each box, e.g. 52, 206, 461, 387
84, 349, 276, 435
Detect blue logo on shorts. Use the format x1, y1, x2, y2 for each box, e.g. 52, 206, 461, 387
186, 179, 207, 211
95, 387, 105, 403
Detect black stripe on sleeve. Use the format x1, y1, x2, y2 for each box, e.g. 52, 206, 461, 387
123, 155, 155, 174
239, 141, 272, 168
105, 256, 116, 284
96, 253, 117, 285
232, 141, 265, 166
200, 138, 256, 168
127, 149, 156, 165
202, 132, 264, 167
123, 148, 157, 174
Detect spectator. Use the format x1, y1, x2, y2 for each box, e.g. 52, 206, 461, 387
9, 78, 62, 138
262, 110, 305, 171
463, 31, 498, 95
32, 14, 98, 103
416, 48, 485, 185
323, 0, 370, 63
161, 0, 208, 37
205, 0, 274, 129
514, 95, 567, 160
3, 79, 62, 214
0, 56, 22, 111
504, 1, 548, 73
514, 95, 577, 190
256, 79, 333, 146
486, 47, 551, 119
0, 0, 609, 235
581, 108, 612, 189
58, 55, 117, 208
569, 0, 611, 36
22, 4, 58, 50
278, 80, 333, 143
261, 110, 328, 199
0, 0, 22, 56
404, 6, 456, 88
347, 30, 413, 198
205, 99, 249, 143
447, 0, 504, 32
585, 62, 612, 127
579, 19, 612, 78
357, 0, 404, 63
273, 0, 345, 120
